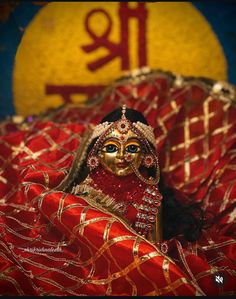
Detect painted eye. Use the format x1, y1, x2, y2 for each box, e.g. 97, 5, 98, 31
104, 144, 118, 153
126, 144, 140, 153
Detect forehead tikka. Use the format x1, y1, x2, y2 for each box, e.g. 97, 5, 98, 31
115, 104, 131, 135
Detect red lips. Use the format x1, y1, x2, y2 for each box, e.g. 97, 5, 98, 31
116, 162, 128, 168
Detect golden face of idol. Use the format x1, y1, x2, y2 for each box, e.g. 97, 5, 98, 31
99, 129, 144, 176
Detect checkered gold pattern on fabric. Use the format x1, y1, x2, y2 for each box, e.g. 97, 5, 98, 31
0, 69, 236, 295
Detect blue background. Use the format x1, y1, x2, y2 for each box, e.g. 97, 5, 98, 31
0, 2, 236, 120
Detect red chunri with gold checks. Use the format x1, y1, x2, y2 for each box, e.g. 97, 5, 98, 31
0, 69, 235, 295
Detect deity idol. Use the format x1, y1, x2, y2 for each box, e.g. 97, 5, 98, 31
69, 104, 204, 252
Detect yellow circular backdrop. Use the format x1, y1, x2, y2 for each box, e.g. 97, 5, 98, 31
13, 2, 227, 117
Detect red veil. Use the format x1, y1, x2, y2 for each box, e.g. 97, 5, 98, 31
0, 69, 236, 295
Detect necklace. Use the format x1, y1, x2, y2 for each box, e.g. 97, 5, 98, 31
132, 185, 162, 238
80, 167, 163, 240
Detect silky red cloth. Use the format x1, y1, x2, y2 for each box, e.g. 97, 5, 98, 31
0, 70, 236, 295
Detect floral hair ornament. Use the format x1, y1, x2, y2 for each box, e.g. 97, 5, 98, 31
87, 105, 160, 185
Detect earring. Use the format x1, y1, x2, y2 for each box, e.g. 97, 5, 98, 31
87, 155, 99, 170
143, 154, 154, 168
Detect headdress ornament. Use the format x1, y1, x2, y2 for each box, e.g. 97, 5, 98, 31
89, 105, 156, 148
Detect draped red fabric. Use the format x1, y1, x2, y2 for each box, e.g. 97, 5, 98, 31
0, 70, 235, 295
